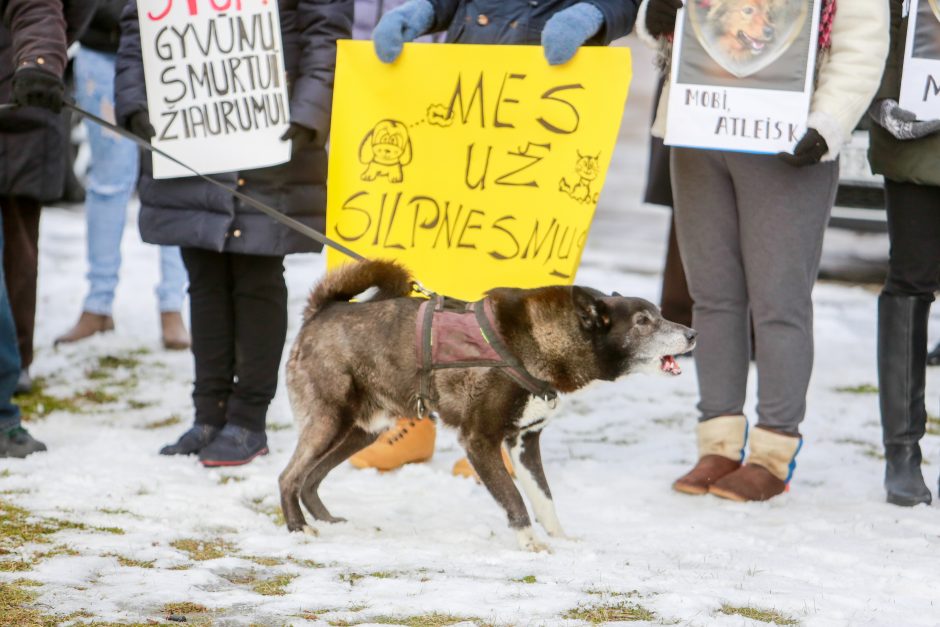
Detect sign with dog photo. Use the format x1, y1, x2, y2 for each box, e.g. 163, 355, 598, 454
325, 41, 632, 301
899, 0, 940, 120
664, 0, 821, 153
137, 0, 291, 179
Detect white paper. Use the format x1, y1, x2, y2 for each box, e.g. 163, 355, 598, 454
137, 1, 291, 179
665, 0, 821, 154
899, 0, 940, 120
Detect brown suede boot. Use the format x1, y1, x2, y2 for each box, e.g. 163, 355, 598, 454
54, 312, 114, 346
709, 427, 801, 502
673, 415, 746, 495
161, 312, 191, 351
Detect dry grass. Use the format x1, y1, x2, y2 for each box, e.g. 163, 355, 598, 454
563, 601, 655, 623
329, 614, 475, 627
719, 604, 799, 625
142, 414, 183, 430
252, 574, 298, 596
163, 601, 209, 614
170, 537, 234, 561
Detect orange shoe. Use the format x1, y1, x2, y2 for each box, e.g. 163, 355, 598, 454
348, 417, 435, 471
452, 447, 515, 482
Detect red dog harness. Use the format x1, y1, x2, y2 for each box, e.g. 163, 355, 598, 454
414, 295, 557, 417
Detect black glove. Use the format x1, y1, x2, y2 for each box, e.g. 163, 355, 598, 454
128, 111, 155, 141
646, 0, 684, 37
12, 67, 64, 113
777, 128, 828, 167
280, 122, 318, 151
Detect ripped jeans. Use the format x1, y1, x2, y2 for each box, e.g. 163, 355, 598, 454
74, 46, 186, 316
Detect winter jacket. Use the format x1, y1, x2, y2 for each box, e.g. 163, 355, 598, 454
115, 0, 353, 256
868, 0, 940, 187
636, 0, 889, 161
427, 0, 638, 45
80, 0, 125, 54
0, 0, 96, 203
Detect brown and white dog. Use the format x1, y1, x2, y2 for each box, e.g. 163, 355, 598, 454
708, 0, 779, 62
279, 260, 696, 551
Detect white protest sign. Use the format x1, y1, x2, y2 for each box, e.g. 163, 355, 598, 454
138, 1, 291, 179
899, 0, 940, 119
664, 0, 820, 153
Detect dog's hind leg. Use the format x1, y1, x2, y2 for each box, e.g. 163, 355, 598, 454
279, 415, 342, 534
299, 426, 376, 523
464, 434, 546, 552
508, 430, 566, 539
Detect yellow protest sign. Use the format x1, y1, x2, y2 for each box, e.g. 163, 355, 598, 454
326, 41, 632, 301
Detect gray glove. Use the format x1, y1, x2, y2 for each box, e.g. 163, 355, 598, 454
869, 99, 940, 141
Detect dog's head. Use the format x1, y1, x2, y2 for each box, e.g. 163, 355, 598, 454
709, 0, 776, 56
359, 119, 413, 166
572, 287, 696, 379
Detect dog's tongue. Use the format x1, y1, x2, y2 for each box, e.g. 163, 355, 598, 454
660, 355, 681, 376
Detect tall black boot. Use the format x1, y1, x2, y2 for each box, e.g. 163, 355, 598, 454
878, 293, 932, 506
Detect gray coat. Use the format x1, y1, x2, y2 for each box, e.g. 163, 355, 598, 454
115, 0, 353, 256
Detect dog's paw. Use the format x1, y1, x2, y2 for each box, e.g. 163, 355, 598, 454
516, 527, 551, 553
320, 515, 347, 525
302, 524, 319, 537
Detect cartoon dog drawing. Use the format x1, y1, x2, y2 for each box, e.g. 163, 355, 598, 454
706, 0, 780, 63
559, 151, 600, 204
359, 119, 413, 183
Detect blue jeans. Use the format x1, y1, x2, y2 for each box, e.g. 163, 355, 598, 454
75, 47, 186, 315
0, 210, 22, 431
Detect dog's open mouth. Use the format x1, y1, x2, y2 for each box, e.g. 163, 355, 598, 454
660, 355, 681, 376
737, 30, 772, 53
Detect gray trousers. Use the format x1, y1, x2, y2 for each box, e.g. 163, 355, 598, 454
671, 148, 839, 435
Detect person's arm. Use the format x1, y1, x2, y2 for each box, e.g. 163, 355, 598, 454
114, 0, 152, 137
807, 0, 890, 160
425, 0, 460, 34
3, 0, 68, 76
289, 0, 354, 145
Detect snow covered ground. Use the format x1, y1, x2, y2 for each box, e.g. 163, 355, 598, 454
3, 38, 940, 627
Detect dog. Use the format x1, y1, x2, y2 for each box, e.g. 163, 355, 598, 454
559, 152, 600, 204
359, 119, 413, 183
279, 260, 696, 551
707, 0, 778, 63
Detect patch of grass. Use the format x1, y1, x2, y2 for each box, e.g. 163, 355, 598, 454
77, 388, 119, 405
0, 499, 69, 550
97, 354, 142, 371
366, 614, 479, 627
247, 497, 286, 526
267, 422, 293, 432
719, 604, 799, 625
563, 601, 655, 623
12, 579, 42, 587
13, 377, 82, 421
927, 415, 940, 436
0, 580, 47, 626
163, 601, 209, 614
97, 508, 131, 516
0, 558, 32, 572
339, 572, 365, 585
252, 573, 297, 596
34, 544, 79, 559
512, 575, 537, 584
289, 556, 326, 569
142, 414, 183, 430
834, 383, 878, 394
170, 538, 234, 561
221, 569, 258, 586
92, 525, 125, 535
219, 474, 246, 485
369, 571, 396, 579
244, 555, 283, 567
105, 553, 155, 568
127, 399, 154, 410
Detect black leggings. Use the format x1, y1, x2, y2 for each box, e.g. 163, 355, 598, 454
883, 180, 940, 300
181, 248, 288, 432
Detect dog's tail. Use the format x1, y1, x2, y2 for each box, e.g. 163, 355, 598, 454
305, 259, 413, 321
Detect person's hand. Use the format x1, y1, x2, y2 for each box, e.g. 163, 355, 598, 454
372, 0, 435, 63
646, 0, 684, 37
12, 67, 64, 113
128, 111, 155, 142
869, 98, 940, 141
777, 128, 828, 167
280, 122, 317, 151
541, 3, 604, 66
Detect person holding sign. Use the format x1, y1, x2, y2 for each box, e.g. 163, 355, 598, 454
638, 0, 888, 501
344, 0, 639, 474
869, 0, 940, 507
115, 0, 353, 467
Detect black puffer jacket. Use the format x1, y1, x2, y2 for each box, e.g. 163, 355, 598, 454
0, 0, 95, 202
79, 0, 124, 54
115, 0, 353, 256
428, 0, 637, 45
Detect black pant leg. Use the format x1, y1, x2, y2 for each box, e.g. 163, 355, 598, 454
1, 197, 40, 369
226, 253, 287, 432
883, 180, 940, 300
181, 248, 235, 428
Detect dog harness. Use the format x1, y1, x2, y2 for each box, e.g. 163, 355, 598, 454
414, 295, 557, 418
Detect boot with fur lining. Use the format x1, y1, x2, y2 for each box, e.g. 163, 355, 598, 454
709, 426, 801, 502
673, 415, 747, 495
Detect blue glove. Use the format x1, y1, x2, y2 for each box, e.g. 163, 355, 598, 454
372, 0, 435, 63
541, 3, 605, 66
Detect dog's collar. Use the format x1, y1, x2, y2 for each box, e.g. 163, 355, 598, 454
414, 295, 557, 418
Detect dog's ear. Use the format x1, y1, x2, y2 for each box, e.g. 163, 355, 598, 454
358, 127, 375, 164
572, 287, 611, 332
400, 127, 413, 165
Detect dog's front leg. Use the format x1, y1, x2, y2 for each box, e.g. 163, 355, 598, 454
465, 435, 547, 553
508, 430, 567, 539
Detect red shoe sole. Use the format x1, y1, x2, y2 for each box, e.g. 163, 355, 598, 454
200, 446, 269, 467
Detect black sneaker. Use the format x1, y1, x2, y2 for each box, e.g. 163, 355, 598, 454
0, 426, 47, 458
160, 424, 221, 456
198, 424, 268, 467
